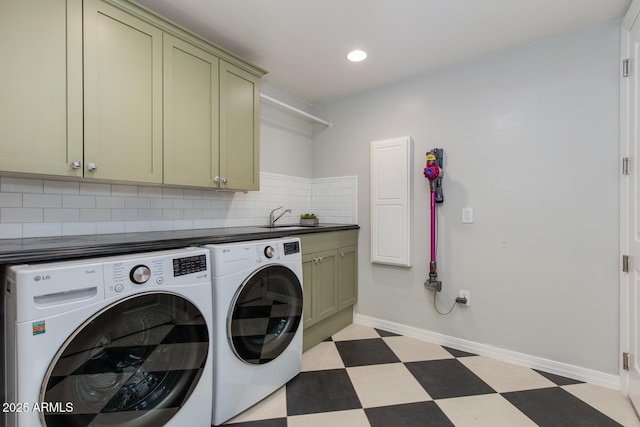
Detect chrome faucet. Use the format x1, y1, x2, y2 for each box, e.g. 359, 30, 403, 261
269, 206, 291, 227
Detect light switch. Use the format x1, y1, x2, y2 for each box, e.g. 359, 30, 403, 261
462, 207, 473, 224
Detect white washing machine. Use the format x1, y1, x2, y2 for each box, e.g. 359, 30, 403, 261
206, 237, 303, 426
4, 247, 213, 427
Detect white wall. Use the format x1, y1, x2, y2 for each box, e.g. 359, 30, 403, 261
312, 22, 620, 374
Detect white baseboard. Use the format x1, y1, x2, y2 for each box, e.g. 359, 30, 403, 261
353, 313, 621, 391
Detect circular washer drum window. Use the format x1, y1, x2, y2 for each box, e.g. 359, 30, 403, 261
39, 292, 209, 427
228, 264, 303, 365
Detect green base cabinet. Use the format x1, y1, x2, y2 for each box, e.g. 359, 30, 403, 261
298, 230, 359, 351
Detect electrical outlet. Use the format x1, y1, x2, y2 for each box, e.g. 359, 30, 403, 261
458, 289, 471, 306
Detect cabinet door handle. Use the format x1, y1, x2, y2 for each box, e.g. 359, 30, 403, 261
318, 256, 323, 262
87, 163, 97, 171
340, 252, 345, 257
71, 161, 81, 169
213, 176, 220, 183
221, 177, 228, 184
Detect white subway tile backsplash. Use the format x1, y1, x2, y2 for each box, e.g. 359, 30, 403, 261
1, 208, 43, 223
139, 209, 163, 220
23, 194, 62, 208
97, 196, 125, 209
44, 209, 80, 222
23, 222, 63, 238
1, 177, 43, 194
62, 222, 97, 236
0, 193, 22, 208
163, 188, 183, 199
96, 221, 126, 234
63, 195, 96, 209
0, 223, 22, 238
0, 172, 357, 238
80, 209, 111, 222
44, 180, 80, 195
125, 197, 151, 209
80, 182, 111, 196
111, 184, 138, 197
138, 186, 163, 198
112, 209, 138, 221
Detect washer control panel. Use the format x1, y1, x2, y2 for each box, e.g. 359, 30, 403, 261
104, 248, 210, 298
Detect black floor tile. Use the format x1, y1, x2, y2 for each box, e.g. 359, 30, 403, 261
285, 369, 361, 415
405, 359, 496, 399
335, 338, 400, 367
442, 346, 476, 358
502, 387, 622, 427
365, 401, 454, 427
533, 369, 583, 386
221, 418, 287, 427
375, 328, 400, 337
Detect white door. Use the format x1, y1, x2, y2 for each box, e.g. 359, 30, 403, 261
623, 0, 640, 413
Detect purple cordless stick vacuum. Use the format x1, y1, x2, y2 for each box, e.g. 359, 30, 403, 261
424, 149, 444, 292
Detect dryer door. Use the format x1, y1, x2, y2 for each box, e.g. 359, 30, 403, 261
228, 264, 303, 364
39, 292, 209, 427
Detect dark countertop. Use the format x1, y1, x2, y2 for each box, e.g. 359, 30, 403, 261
0, 223, 360, 264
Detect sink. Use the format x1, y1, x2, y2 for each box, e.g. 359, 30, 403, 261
257, 225, 312, 231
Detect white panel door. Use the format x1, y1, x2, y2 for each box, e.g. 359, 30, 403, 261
370, 136, 413, 266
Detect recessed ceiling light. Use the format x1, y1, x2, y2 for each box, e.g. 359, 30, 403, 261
347, 49, 367, 62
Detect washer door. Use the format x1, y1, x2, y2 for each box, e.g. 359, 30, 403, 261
228, 264, 303, 364
40, 292, 209, 427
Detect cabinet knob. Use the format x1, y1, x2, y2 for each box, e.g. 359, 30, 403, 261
213, 176, 220, 183
318, 256, 324, 262
87, 163, 97, 171
340, 252, 345, 257
71, 161, 81, 169
221, 177, 228, 184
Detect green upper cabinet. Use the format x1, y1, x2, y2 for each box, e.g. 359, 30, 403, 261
163, 34, 220, 187
219, 62, 261, 191
0, 0, 264, 188
83, 0, 163, 183
0, 0, 83, 177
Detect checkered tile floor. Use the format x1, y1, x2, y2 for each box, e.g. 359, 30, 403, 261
222, 324, 640, 427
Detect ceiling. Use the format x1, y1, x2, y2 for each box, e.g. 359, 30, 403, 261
136, 0, 631, 105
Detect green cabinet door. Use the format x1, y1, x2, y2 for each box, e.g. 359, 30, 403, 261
0, 0, 83, 177
219, 61, 260, 191
302, 249, 339, 328
163, 34, 220, 187
338, 245, 358, 310
314, 249, 339, 321
83, 0, 163, 183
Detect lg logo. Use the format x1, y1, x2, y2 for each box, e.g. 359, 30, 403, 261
33, 275, 51, 282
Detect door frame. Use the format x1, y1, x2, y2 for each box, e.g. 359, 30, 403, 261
621, 0, 640, 400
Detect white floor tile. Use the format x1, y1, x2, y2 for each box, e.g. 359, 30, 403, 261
223, 386, 287, 424
383, 335, 455, 362
436, 394, 538, 427
459, 356, 556, 393
287, 409, 370, 427
563, 383, 640, 427
347, 362, 431, 408
302, 341, 345, 371
332, 323, 381, 341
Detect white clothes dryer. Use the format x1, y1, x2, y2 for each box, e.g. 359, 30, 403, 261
206, 238, 303, 426
4, 247, 213, 427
